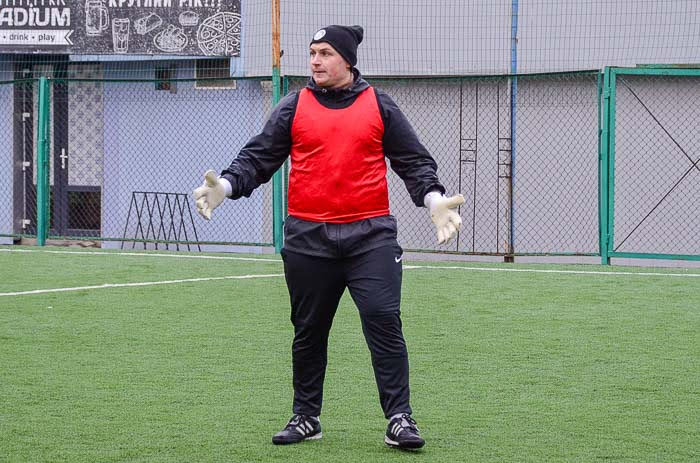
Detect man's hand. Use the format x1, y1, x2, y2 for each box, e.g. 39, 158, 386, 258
426, 192, 465, 244
193, 170, 226, 220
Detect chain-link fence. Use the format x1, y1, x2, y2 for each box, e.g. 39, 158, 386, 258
605, 69, 700, 260
0, 79, 19, 245
289, 72, 599, 256
1, 60, 276, 250
2, 1, 700, 261
1, 65, 699, 261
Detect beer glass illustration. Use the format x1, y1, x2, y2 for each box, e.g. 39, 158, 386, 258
85, 0, 109, 36
112, 18, 130, 53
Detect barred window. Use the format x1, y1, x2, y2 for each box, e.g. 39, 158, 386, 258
155, 63, 177, 93
195, 58, 236, 90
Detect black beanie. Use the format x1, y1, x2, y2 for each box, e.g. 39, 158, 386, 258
310, 25, 364, 66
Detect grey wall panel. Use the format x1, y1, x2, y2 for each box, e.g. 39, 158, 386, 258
273, 0, 700, 77
307, 75, 601, 255
612, 75, 700, 255
465, 80, 505, 254
380, 79, 513, 254
100, 61, 273, 245
163, 0, 700, 77
383, 79, 519, 254
518, 0, 700, 74
0, 69, 13, 242
240, 0, 272, 77
512, 75, 599, 254
279, 0, 511, 77
3, 1, 700, 77
378, 79, 463, 251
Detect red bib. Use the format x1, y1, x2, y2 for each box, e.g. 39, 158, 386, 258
288, 87, 389, 223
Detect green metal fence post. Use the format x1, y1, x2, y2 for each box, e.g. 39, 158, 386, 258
271, 0, 283, 253
599, 69, 610, 265
36, 76, 50, 246
607, 68, 617, 264
602, 66, 700, 263
271, 67, 283, 253
282, 75, 289, 220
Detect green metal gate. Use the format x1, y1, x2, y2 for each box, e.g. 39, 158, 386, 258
600, 67, 700, 264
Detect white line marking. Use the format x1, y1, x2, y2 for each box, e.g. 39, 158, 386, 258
1, 247, 698, 299
0, 274, 284, 297
0, 248, 282, 263
2, 248, 698, 278
402, 265, 700, 278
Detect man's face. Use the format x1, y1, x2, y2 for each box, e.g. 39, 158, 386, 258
309, 42, 352, 89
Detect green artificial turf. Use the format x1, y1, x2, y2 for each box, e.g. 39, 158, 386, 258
1, 246, 698, 462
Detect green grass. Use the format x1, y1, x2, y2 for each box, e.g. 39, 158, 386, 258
1, 246, 698, 462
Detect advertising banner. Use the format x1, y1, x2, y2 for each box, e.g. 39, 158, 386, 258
0, 0, 241, 55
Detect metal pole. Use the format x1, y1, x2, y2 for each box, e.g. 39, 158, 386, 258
271, 0, 283, 253
282, 75, 289, 219
598, 70, 610, 265
506, 0, 519, 263
36, 76, 50, 246
606, 69, 618, 264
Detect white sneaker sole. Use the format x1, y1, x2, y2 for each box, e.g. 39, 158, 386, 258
385, 435, 425, 449
272, 431, 322, 445
305, 432, 322, 441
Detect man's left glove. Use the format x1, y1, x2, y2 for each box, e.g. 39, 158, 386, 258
425, 191, 465, 244
193, 170, 227, 220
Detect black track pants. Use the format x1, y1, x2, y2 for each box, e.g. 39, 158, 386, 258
281, 244, 412, 419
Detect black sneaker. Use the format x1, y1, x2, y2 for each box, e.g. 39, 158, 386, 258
385, 414, 425, 449
272, 414, 322, 445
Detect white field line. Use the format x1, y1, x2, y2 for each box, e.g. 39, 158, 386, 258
0, 248, 282, 263
2, 248, 699, 278
0, 274, 284, 297
403, 265, 700, 278
2, 248, 699, 298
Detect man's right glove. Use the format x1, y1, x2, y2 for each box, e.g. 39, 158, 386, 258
425, 191, 465, 244
193, 170, 227, 220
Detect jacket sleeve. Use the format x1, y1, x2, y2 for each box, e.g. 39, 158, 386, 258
220, 91, 298, 199
375, 89, 446, 207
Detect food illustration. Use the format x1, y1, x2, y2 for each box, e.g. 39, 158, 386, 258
134, 13, 162, 35
112, 18, 130, 53
197, 12, 241, 56
179, 11, 200, 27
154, 24, 188, 52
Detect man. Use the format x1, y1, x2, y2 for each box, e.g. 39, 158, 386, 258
193, 25, 464, 450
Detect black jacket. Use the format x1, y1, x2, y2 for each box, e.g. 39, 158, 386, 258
221, 70, 446, 257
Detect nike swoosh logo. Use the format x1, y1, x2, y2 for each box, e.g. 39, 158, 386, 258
395, 256, 403, 263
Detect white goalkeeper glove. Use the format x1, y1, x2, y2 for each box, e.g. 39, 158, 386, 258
425, 191, 465, 244
193, 170, 228, 220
